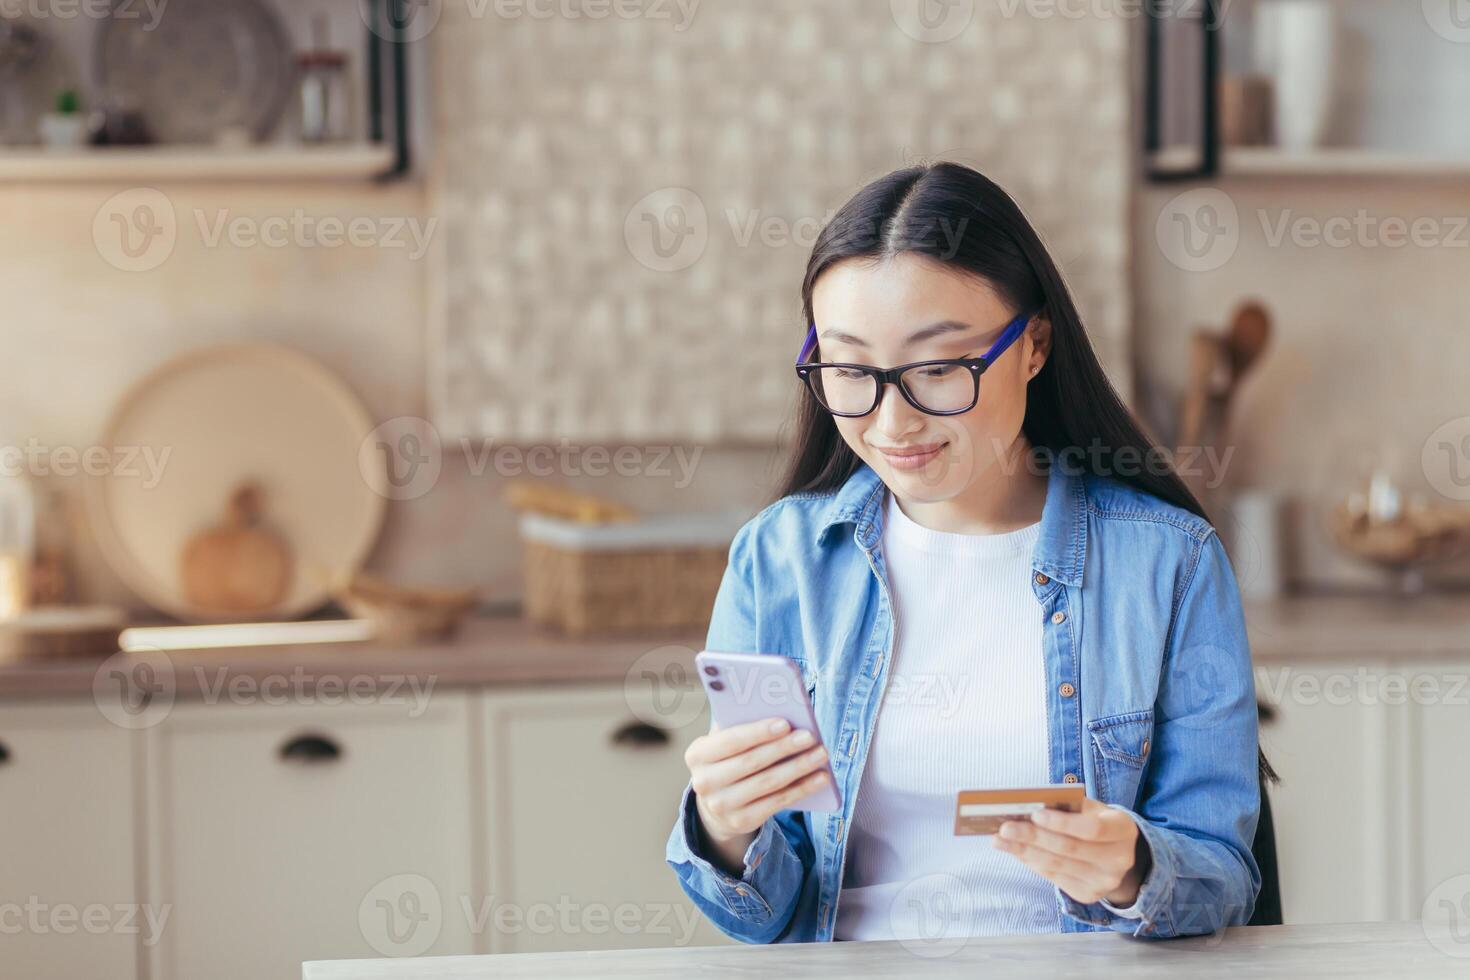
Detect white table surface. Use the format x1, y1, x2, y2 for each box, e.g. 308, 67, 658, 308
304, 921, 1469, 979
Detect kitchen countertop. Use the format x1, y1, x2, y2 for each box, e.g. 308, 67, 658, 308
2, 594, 1468, 700
303, 921, 1464, 979
0, 616, 704, 701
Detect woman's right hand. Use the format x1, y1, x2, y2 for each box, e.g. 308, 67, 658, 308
684, 718, 832, 872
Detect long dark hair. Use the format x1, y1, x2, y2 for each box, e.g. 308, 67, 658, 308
779, 161, 1277, 784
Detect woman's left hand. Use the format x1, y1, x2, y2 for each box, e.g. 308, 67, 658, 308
992, 797, 1151, 907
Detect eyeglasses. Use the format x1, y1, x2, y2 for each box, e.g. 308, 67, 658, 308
793, 309, 1034, 418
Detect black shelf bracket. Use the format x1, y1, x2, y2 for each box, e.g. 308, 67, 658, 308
366, 0, 412, 180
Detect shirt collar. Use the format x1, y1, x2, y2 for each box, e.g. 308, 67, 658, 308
815, 450, 1088, 586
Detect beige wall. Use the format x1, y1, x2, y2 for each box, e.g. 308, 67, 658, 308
0, 179, 780, 613
1134, 177, 1470, 590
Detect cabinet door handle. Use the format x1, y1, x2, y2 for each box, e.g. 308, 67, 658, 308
278, 733, 343, 764
610, 720, 670, 749
0, 739, 9, 766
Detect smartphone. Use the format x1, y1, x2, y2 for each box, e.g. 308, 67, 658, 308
694, 651, 842, 813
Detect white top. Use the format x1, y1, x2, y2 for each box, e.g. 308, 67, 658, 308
833, 490, 1055, 941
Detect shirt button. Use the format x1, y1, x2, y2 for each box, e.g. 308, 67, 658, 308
1141, 738, 1151, 757
1051, 610, 1067, 625
1062, 772, 1079, 784
734, 886, 748, 896
1059, 682, 1076, 698
1034, 572, 1050, 586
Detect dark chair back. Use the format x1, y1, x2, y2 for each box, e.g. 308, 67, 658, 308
1247, 776, 1282, 926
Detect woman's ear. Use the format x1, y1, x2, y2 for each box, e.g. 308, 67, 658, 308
1025, 314, 1053, 378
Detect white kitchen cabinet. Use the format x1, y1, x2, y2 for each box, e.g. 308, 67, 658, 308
1404, 661, 1470, 922
1257, 661, 1403, 924
143, 694, 476, 980
0, 702, 142, 980
479, 684, 731, 953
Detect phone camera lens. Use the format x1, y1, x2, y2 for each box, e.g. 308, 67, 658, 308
708, 679, 724, 692
702, 665, 719, 677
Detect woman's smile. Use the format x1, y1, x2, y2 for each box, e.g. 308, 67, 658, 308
871, 439, 948, 471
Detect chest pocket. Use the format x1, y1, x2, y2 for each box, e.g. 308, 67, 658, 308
1087, 709, 1154, 808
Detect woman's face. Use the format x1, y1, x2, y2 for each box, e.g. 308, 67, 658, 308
808, 252, 1048, 504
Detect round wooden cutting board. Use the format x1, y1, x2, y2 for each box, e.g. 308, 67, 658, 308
86, 345, 388, 622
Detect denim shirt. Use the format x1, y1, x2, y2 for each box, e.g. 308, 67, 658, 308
666, 457, 1262, 943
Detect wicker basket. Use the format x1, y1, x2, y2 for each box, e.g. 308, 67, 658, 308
519, 510, 745, 635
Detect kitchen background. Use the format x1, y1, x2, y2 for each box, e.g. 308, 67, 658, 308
4, 0, 1470, 978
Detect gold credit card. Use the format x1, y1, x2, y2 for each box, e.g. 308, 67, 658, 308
953, 785, 1086, 836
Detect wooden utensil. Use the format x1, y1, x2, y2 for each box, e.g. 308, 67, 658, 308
1177, 301, 1273, 454
180, 483, 292, 615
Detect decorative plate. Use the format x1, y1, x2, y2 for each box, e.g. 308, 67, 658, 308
94, 0, 293, 144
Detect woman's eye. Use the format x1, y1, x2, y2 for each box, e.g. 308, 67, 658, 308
917, 364, 957, 379
833, 368, 868, 380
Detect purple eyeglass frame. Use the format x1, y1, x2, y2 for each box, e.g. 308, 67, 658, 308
793, 309, 1035, 417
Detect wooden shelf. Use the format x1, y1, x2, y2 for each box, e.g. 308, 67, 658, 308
1149, 146, 1470, 180
0, 143, 397, 183
1224, 148, 1470, 178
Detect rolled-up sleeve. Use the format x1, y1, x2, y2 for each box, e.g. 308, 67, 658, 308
1061, 531, 1262, 938
665, 517, 813, 944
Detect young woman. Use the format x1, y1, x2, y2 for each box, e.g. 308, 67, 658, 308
666, 162, 1265, 944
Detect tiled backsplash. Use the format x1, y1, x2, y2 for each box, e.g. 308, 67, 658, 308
428, 1, 1133, 443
